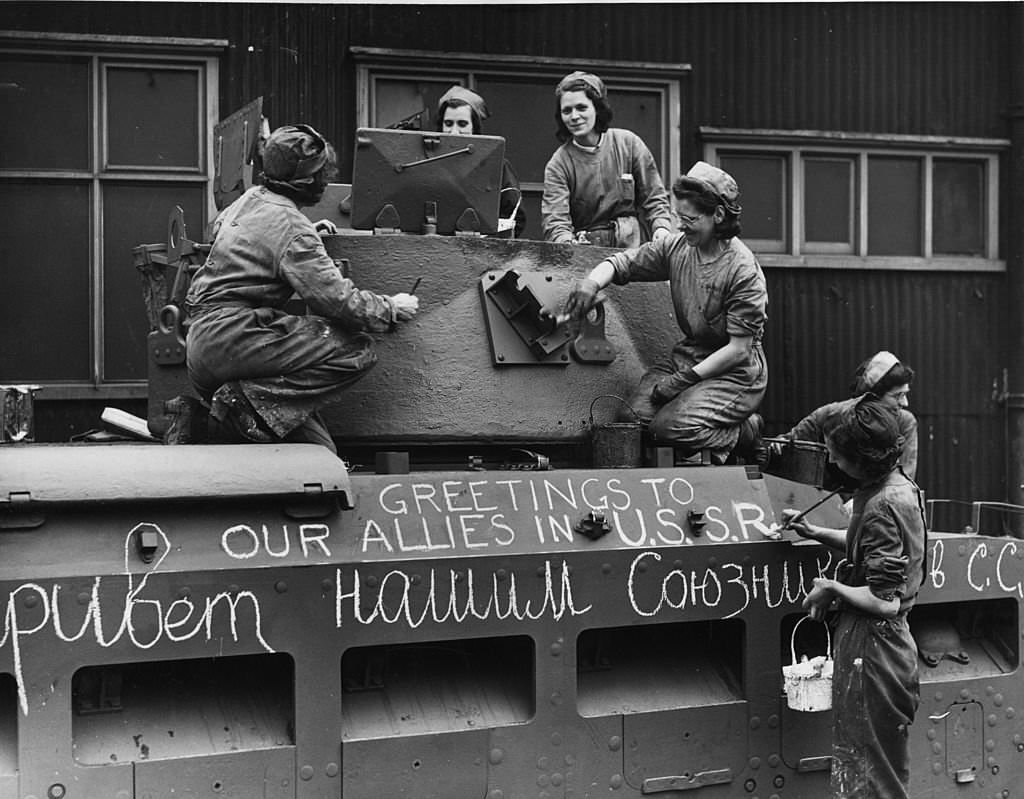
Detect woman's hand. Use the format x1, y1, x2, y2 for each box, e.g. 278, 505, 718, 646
781, 509, 813, 539
802, 577, 836, 620
565, 278, 601, 320
390, 293, 419, 322
651, 227, 672, 244
314, 219, 338, 235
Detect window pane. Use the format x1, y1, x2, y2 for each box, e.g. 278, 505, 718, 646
611, 89, 664, 178
933, 159, 985, 256
804, 157, 853, 245
868, 156, 921, 255
474, 76, 556, 185
105, 65, 200, 169
0, 55, 90, 170
372, 76, 462, 130
102, 183, 205, 381
0, 181, 91, 381
719, 153, 785, 242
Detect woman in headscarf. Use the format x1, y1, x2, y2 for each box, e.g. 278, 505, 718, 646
564, 161, 767, 464
787, 351, 919, 480
542, 71, 674, 248
436, 85, 526, 238
783, 396, 926, 799
167, 124, 419, 450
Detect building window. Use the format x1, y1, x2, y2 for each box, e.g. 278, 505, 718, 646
352, 47, 687, 242
703, 128, 1006, 271
0, 32, 223, 398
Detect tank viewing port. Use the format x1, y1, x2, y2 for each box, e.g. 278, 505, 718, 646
0, 673, 16, 775
576, 620, 744, 717
71, 654, 294, 765
911, 598, 1018, 681
341, 635, 535, 739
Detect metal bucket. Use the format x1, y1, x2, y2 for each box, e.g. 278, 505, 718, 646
590, 395, 643, 469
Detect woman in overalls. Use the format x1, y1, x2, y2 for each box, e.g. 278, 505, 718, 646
436, 85, 526, 238
783, 397, 926, 799
541, 71, 674, 248
564, 161, 767, 464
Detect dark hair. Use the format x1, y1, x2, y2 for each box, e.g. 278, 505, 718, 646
849, 359, 915, 397
436, 99, 482, 135
671, 181, 743, 240
827, 397, 904, 482
870, 363, 915, 397
554, 81, 613, 143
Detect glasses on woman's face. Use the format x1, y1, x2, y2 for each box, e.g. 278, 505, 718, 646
677, 212, 705, 227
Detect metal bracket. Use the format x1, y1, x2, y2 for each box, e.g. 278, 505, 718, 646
571, 303, 616, 364
373, 204, 402, 235
481, 270, 572, 363
687, 509, 706, 536
455, 207, 482, 236
575, 510, 612, 540
642, 769, 733, 793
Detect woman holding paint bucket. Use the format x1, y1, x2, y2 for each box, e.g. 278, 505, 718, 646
783, 396, 926, 799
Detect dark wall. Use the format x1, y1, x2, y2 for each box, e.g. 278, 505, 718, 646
3, 2, 1013, 509
3, 2, 1013, 174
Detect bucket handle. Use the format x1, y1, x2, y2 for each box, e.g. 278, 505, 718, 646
589, 394, 640, 426
790, 615, 832, 666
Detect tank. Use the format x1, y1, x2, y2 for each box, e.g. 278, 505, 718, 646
3, 209, 1022, 798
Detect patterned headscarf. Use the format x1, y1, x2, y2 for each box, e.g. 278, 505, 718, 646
262, 124, 329, 196
555, 71, 606, 99
828, 396, 905, 479
437, 86, 490, 121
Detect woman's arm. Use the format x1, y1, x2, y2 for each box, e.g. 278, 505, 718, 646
542, 154, 575, 243
692, 334, 753, 379
629, 133, 674, 240
782, 513, 848, 551
803, 577, 900, 620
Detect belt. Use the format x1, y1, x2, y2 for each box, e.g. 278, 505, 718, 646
582, 214, 636, 233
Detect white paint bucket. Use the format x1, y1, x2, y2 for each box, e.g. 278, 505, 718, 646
782, 615, 833, 712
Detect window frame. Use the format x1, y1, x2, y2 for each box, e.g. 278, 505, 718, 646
703, 127, 1007, 272
0, 31, 224, 399
352, 47, 688, 201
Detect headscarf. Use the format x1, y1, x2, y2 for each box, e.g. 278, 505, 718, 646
828, 396, 905, 479
555, 71, 606, 99
676, 161, 741, 211
437, 86, 489, 121
262, 124, 329, 197
852, 350, 901, 395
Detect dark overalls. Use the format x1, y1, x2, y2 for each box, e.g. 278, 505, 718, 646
829, 468, 927, 798
185, 186, 396, 451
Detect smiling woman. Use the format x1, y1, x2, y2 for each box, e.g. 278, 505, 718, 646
541, 70, 674, 248
561, 160, 768, 465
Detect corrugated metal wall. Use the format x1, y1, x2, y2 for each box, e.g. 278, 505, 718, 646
762, 270, 1007, 519
3, 2, 1013, 508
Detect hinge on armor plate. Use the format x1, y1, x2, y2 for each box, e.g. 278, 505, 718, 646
373, 204, 402, 235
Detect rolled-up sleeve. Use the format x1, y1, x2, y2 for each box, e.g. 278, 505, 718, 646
724, 263, 767, 338
859, 502, 910, 601
280, 233, 395, 333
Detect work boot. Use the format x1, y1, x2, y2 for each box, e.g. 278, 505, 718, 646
210, 383, 277, 444
162, 395, 208, 445
733, 413, 766, 465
